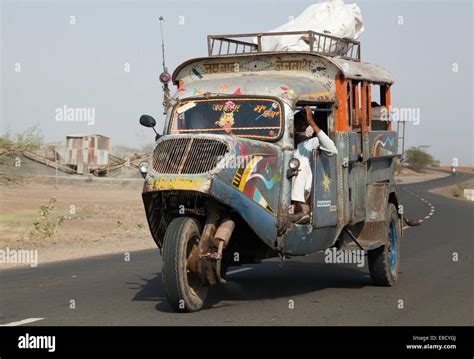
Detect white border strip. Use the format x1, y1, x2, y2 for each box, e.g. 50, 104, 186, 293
227, 267, 253, 275
0, 318, 44, 326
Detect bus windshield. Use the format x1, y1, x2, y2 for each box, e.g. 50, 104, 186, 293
170, 97, 283, 140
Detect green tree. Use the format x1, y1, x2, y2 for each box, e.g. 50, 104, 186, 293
0, 126, 44, 160
404, 146, 439, 172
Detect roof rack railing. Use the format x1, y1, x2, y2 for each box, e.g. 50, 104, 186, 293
207, 31, 361, 62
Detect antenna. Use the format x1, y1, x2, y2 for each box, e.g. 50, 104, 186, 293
158, 16, 171, 114
158, 16, 167, 73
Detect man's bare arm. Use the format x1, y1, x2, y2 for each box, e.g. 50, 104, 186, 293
304, 106, 338, 156
304, 106, 321, 134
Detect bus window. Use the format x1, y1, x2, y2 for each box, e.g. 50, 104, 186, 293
370, 84, 390, 130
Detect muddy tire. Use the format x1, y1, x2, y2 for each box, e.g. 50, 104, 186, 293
368, 203, 400, 286
162, 217, 207, 312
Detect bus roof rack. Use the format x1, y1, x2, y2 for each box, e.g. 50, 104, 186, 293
207, 31, 361, 62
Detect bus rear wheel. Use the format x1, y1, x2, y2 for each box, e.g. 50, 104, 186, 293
368, 203, 400, 286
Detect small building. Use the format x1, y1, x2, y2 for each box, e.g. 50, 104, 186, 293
65, 134, 109, 174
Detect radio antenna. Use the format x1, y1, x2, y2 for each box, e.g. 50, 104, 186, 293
158, 16, 167, 73
158, 16, 172, 114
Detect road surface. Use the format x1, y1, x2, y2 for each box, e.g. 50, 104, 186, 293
1, 172, 472, 325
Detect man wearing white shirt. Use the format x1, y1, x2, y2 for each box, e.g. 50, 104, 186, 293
291, 106, 338, 224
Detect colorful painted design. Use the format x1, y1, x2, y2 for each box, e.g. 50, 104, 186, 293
218, 83, 230, 92
372, 133, 396, 157
279, 86, 296, 102
252, 103, 280, 121
192, 67, 203, 79
321, 173, 331, 193
231, 154, 280, 213
233, 88, 242, 95
215, 100, 237, 133
193, 87, 203, 96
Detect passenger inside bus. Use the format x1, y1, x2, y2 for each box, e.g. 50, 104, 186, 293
291, 105, 337, 224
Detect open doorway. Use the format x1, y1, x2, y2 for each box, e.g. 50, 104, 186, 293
293, 102, 332, 148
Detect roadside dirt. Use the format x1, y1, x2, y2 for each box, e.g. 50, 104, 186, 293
430, 178, 474, 202
0, 176, 155, 269
395, 168, 449, 184
436, 166, 474, 174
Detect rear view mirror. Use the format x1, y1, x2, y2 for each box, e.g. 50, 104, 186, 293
139, 115, 156, 128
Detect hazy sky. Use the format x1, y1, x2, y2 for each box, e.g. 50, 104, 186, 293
1, 0, 473, 165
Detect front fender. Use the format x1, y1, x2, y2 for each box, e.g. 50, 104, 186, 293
210, 178, 277, 249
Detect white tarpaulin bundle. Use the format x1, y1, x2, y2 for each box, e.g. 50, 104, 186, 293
260, 0, 364, 52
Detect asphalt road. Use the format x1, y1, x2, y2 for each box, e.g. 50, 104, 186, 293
1, 172, 473, 326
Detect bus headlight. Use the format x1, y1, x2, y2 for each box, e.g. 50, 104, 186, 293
139, 161, 148, 178
287, 158, 300, 179
289, 158, 300, 170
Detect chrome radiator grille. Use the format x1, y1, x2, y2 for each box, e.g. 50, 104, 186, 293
152, 137, 228, 174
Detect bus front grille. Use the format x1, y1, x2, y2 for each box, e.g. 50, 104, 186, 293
152, 137, 228, 174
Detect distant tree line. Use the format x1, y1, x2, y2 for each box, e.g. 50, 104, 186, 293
404, 145, 440, 172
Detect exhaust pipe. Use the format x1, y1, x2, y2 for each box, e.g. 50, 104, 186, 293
212, 218, 235, 250
214, 218, 235, 284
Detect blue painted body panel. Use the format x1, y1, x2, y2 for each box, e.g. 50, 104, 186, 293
281, 225, 337, 256
311, 151, 338, 228
210, 178, 277, 248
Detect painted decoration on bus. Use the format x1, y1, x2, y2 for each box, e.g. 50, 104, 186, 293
231, 153, 281, 214
170, 98, 283, 140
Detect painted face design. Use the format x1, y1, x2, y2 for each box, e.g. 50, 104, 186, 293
215, 100, 237, 133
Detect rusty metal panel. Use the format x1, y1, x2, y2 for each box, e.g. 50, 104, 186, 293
365, 184, 388, 222
88, 148, 95, 165
97, 135, 109, 150
77, 148, 83, 164
347, 131, 362, 162
335, 132, 350, 227
368, 159, 394, 184
65, 134, 109, 167
96, 150, 108, 166
341, 221, 386, 250
329, 57, 394, 84
349, 162, 367, 223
